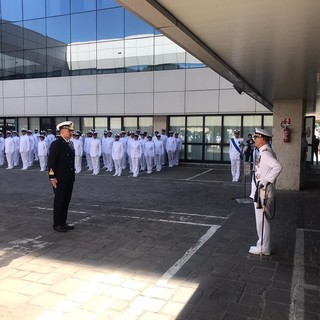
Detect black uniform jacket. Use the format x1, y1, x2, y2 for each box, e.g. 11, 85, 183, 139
48, 137, 75, 182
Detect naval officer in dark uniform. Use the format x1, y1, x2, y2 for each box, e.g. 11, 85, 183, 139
48, 121, 76, 232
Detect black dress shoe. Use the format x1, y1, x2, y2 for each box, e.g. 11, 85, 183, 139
53, 225, 68, 232
64, 224, 75, 230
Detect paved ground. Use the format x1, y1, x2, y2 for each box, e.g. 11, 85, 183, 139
0, 161, 319, 320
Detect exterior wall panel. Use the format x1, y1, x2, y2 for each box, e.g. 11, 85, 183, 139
186, 90, 219, 114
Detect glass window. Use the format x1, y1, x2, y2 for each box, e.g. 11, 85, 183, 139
138, 117, 153, 135
94, 117, 108, 137
98, 0, 120, 9
223, 116, 241, 143
97, 40, 125, 71
124, 117, 137, 132
23, 19, 46, 49
1, 0, 22, 21
125, 10, 154, 37
81, 117, 94, 133
71, 0, 96, 14
97, 8, 124, 40
5, 118, 16, 132
110, 117, 121, 132
0, 118, 4, 132
187, 116, 203, 143
18, 118, 28, 131
24, 48, 47, 78
46, 0, 70, 16
1, 22, 24, 53
23, 0, 46, 20
47, 46, 69, 77
47, 15, 71, 45
204, 145, 221, 161
69, 43, 97, 71
205, 116, 222, 144
29, 117, 40, 131
71, 11, 96, 42
263, 115, 273, 134
186, 145, 202, 160
222, 146, 230, 161
68, 117, 80, 132
243, 115, 262, 139
170, 116, 185, 143
2, 51, 23, 79
186, 52, 205, 69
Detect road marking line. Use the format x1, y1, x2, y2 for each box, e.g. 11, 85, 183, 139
157, 224, 220, 285
185, 169, 213, 181
32, 206, 87, 214
121, 207, 229, 219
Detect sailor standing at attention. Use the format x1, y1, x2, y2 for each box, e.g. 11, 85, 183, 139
249, 128, 282, 256
229, 129, 243, 182
48, 121, 76, 232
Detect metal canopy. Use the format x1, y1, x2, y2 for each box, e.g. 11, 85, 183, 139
117, 0, 320, 111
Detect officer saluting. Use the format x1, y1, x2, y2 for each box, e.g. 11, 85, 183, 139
48, 121, 76, 232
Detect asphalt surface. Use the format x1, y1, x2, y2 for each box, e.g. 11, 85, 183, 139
0, 161, 319, 320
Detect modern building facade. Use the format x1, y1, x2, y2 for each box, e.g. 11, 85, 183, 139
0, 0, 272, 162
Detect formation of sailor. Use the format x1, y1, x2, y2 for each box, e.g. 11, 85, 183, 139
0, 127, 183, 177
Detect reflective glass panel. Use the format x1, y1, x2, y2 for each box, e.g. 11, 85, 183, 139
71, 12, 96, 42
97, 8, 124, 40
46, 0, 70, 16
5, 118, 16, 132
222, 145, 230, 161
1, 22, 24, 53
263, 115, 273, 135
81, 117, 94, 133
125, 10, 154, 37
47, 15, 71, 45
95, 117, 108, 137
169, 116, 185, 143
1, 0, 22, 21
186, 52, 205, 69
2, 51, 24, 79
98, 0, 120, 9
138, 117, 153, 135
205, 145, 221, 161
97, 40, 124, 71
23, 0, 46, 20
205, 116, 222, 144
71, 0, 96, 14
187, 116, 203, 143
24, 48, 47, 78
18, 118, 28, 131
110, 118, 121, 132
23, 19, 46, 49
0, 118, 4, 132
243, 115, 262, 139
29, 117, 40, 131
123, 117, 137, 132
125, 36, 154, 72
47, 46, 69, 77
69, 43, 97, 71
223, 116, 241, 143
186, 145, 202, 160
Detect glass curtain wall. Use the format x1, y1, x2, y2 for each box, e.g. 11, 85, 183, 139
0, 0, 205, 80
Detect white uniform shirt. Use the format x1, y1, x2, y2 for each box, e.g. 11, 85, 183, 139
19, 134, 30, 152
84, 137, 92, 154
229, 137, 243, 160
144, 141, 155, 157
112, 140, 124, 160
90, 138, 101, 157
73, 139, 83, 157
175, 137, 182, 152
5, 137, 14, 153
38, 140, 47, 156
166, 137, 177, 152
13, 135, 20, 150
154, 139, 164, 155
130, 140, 142, 159
103, 137, 114, 155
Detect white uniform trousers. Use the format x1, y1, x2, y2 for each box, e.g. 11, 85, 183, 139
14, 149, 20, 166
106, 154, 113, 171
128, 155, 133, 172
145, 155, 154, 173
131, 157, 140, 177
113, 159, 122, 176
253, 188, 271, 252
34, 147, 39, 161
121, 153, 127, 169
167, 150, 174, 167
154, 154, 162, 171
173, 150, 180, 166
140, 153, 146, 170
20, 152, 29, 169
85, 152, 93, 170
0, 151, 5, 166
39, 155, 47, 171
75, 155, 82, 173
102, 152, 107, 168
91, 156, 100, 175
28, 149, 34, 167
6, 152, 14, 169
230, 158, 241, 182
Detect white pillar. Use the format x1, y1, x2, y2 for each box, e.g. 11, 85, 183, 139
272, 99, 304, 191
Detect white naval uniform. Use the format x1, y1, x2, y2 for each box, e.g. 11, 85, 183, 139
84, 136, 93, 170
160, 134, 168, 165
251, 144, 282, 254
120, 136, 127, 169
28, 134, 35, 167
144, 140, 155, 173
112, 140, 124, 176
101, 135, 108, 168
173, 136, 182, 166
33, 133, 39, 160
12, 135, 20, 166
154, 139, 164, 172
4, 137, 14, 169
130, 139, 142, 177
229, 137, 243, 182
0, 136, 5, 166
139, 137, 147, 170
166, 136, 176, 167
38, 140, 48, 171
90, 138, 101, 175
19, 134, 30, 170
127, 137, 134, 172
73, 139, 83, 173
103, 136, 114, 172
